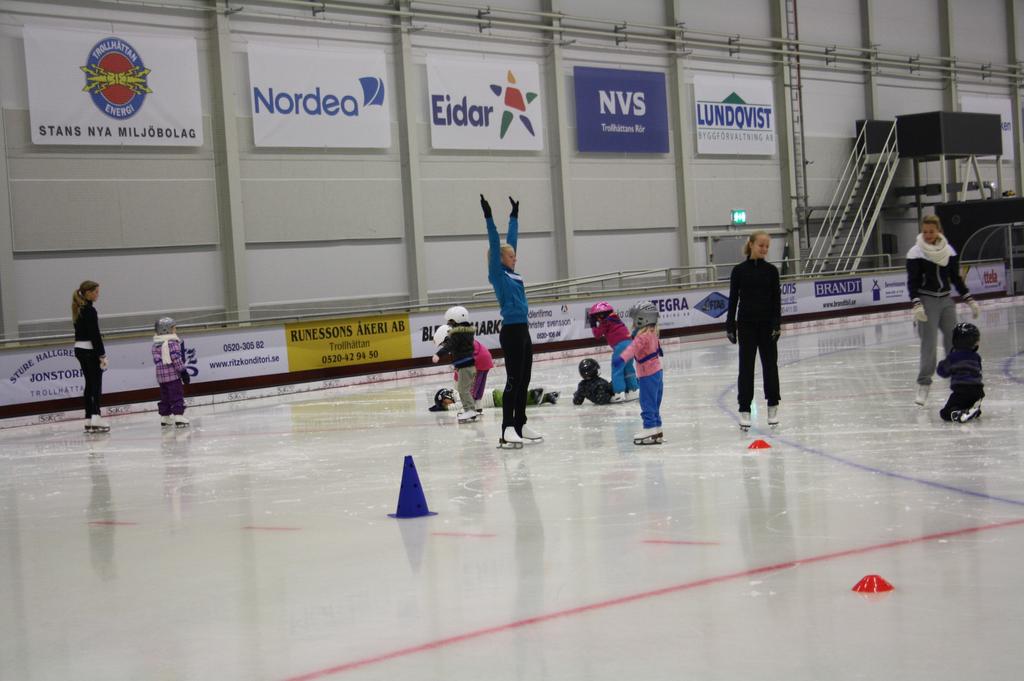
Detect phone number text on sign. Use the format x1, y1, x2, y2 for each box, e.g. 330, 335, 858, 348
285, 314, 412, 371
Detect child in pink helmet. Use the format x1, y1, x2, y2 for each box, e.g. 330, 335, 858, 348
588, 301, 639, 402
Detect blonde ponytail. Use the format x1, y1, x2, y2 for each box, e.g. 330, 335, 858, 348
71, 280, 99, 324
742, 231, 771, 257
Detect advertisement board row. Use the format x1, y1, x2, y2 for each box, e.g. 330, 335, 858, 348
1, 264, 1005, 408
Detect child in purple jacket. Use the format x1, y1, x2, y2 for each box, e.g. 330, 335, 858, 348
152, 317, 189, 427
588, 301, 639, 402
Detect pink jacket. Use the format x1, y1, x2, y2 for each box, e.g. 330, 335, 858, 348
474, 340, 494, 371
592, 313, 631, 348
619, 329, 662, 377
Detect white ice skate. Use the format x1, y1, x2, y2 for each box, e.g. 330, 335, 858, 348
633, 427, 663, 445
520, 424, 543, 443
174, 415, 190, 428
88, 415, 110, 433
767, 406, 779, 427
738, 411, 752, 431
161, 415, 174, 427
914, 384, 930, 406
457, 410, 479, 423
624, 390, 640, 402
498, 426, 524, 449
609, 393, 626, 403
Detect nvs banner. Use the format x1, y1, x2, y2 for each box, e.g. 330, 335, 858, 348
23, 26, 203, 146
426, 57, 544, 150
573, 66, 669, 153
693, 74, 775, 156
248, 44, 391, 148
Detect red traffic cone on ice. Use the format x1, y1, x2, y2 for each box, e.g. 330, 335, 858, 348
748, 439, 771, 449
852, 574, 894, 593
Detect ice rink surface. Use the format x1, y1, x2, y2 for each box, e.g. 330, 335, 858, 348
2, 302, 1023, 681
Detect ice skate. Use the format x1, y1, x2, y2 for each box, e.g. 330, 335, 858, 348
739, 411, 752, 431
174, 415, 190, 428
914, 384, 930, 406
161, 415, 174, 427
540, 391, 559, 405
767, 406, 779, 427
520, 424, 543, 443
609, 393, 626, 403
88, 415, 110, 433
498, 426, 523, 449
633, 426, 663, 445
457, 410, 479, 423
624, 390, 640, 402
954, 401, 983, 423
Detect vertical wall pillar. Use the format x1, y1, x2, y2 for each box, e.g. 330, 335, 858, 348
542, 0, 576, 280
1007, 0, 1024, 196
860, 0, 885, 255
938, 0, 959, 197
771, 0, 801, 268
666, 0, 696, 272
210, 1, 250, 322
0, 104, 17, 338
394, 1, 427, 302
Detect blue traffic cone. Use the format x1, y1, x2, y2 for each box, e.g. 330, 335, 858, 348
388, 455, 438, 519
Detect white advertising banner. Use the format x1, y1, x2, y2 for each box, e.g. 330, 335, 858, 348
248, 43, 391, 148
23, 26, 203, 146
693, 74, 776, 156
959, 95, 1013, 160
1, 327, 288, 407
426, 57, 544, 150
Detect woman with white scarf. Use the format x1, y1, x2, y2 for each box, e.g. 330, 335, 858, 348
906, 214, 979, 406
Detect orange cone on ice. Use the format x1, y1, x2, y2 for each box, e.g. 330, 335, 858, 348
748, 439, 771, 449
852, 574, 894, 593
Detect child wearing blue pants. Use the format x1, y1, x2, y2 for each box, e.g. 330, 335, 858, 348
617, 301, 664, 445
588, 301, 639, 402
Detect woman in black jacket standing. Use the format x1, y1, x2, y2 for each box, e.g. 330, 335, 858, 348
72, 280, 109, 432
725, 231, 782, 430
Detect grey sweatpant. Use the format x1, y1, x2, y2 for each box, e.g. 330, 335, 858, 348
916, 294, 957, 385
455, 365, 478, 411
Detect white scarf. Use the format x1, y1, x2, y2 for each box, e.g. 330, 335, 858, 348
153, 333, 180, 365
916, 233, 951, 266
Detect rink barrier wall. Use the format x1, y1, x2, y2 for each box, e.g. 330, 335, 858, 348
0, 265, 1009, 427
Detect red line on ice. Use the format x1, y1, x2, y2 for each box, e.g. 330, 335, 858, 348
282, 517, 1024, 681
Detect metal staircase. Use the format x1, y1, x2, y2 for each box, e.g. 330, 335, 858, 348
805, 121, 900, 274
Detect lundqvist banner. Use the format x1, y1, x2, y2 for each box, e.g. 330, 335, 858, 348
693, 74, 775, 156
573, 66, 669, 153
426, 57, 544, 150
23, 26, 203, 146
248, 44, 391, 148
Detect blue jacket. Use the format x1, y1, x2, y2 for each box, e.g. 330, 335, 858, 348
486, 216, 528, 325
936, 349, 983, 388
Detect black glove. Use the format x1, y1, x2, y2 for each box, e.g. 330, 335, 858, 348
509, 196, 519, 218
180, 370, 191, 385
587, 313, 597, 328
480, 194, 492, 219
726, 330, 737, 344
770, 327, 781, 342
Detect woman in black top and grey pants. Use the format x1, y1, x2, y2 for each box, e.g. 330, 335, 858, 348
72, 280, 109, 432
726, 231, 782, 430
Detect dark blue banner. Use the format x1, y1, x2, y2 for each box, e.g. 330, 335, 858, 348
573, 66, 669, 153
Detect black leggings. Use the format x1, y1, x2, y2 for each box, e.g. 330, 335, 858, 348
499, 323, 533, 433
737, 320, 780, 411
75, 348, 103, 418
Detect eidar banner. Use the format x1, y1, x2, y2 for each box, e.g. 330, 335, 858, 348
23, 26, 203, 146
693, 74, 775, 156
248, 43, 391, 148
426, 57, 544, 150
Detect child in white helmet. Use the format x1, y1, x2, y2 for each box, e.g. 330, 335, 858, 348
432, 306, 479, 422
152, 317, 189, 427
617, 302, 664, 444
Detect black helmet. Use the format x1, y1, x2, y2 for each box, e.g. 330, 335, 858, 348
434, 388, 455, 406
952, 322, 980, 351
579, 358, 600, 379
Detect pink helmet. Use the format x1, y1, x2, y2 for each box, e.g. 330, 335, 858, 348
589, 301, 613, 316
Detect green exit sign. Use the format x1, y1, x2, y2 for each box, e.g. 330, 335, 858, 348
731, 209, 747, 225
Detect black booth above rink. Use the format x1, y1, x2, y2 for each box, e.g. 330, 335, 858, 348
895, 111, 1003, 159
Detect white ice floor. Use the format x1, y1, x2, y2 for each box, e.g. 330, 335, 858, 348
2, 302, 1024, 681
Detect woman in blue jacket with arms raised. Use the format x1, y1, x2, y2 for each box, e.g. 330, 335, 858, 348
482, 194, 541, 449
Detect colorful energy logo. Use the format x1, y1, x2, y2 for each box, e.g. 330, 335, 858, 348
81, 37, 152, 120
489, 70, 537, 139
